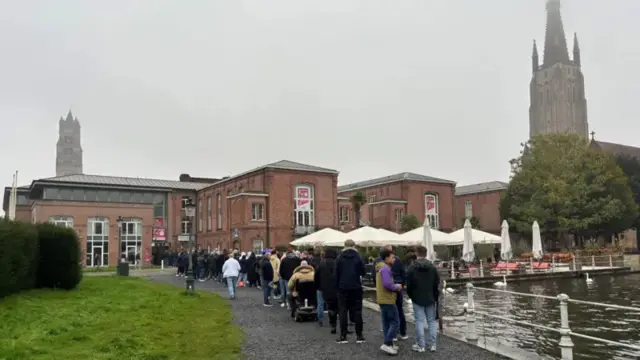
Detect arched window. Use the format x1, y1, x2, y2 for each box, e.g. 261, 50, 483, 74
87, 217, 109, 267
49, 216, 74, 228
424, 193, 440, 229
119, 218, 143, 265
293, 184, 315, 229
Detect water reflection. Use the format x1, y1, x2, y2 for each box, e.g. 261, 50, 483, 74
367, 274, 640, 360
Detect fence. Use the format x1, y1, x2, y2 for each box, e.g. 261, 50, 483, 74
440, 255, 627, 280
461, 283, 640, 360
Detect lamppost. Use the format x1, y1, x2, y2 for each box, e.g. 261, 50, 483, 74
116, 216, 124, 264
184, 198, 196, 293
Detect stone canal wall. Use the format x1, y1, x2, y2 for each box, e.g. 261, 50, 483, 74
624, 254, 640, 269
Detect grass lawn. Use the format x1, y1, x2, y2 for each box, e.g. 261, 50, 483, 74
0, 277, 243, 360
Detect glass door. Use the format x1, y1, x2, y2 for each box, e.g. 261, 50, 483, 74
92, 247, 103, 267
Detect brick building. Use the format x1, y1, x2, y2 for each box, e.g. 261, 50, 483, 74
336, 173, 456, 233
454, 181, 507, 234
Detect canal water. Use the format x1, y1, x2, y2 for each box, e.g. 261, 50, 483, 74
365, 273, 640, 360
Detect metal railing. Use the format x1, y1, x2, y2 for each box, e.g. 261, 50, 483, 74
441, 255, 627, 279
461, 283, 640, 360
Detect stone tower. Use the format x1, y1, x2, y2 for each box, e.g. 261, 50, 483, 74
56, 110, 83, 176
529, 0, 588, 139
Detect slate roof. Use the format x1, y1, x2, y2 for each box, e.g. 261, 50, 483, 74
455, 181, 508, 196
338, 172, 455, 193
590, 140, 640, 159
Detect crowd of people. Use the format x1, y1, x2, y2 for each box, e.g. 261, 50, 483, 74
172, 240, 441, 356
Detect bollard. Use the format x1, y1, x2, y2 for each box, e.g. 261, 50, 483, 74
591, 255, 595, 268
450, 260, 455, 279
465, 282, 479, 341
161, 260, 164, 270
552, 255, 556, 273
609, 255, 613, 268
557, 294, 574, 360
529, 257, 534, 274
506, 260, 510, 275
479, 260, 484, 278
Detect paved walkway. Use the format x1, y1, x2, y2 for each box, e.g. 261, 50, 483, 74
150, 275, 506, 360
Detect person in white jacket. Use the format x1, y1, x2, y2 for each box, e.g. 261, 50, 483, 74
222, 254, 241, 299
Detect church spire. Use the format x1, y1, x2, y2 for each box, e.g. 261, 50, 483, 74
573, 32, 581, 67
543, 0, 570, 66
532, 40, 539, 73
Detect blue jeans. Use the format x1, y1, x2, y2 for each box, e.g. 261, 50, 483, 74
226, 276, 238, 298
413, 303, 437, 349
396, 291, 407, 336
279, 278, 288, 302
380, 304, 399, 346
317, 290, 325, 321
199, 267, 205, 280
237, 272, 247, 284
263, 282, 272, 304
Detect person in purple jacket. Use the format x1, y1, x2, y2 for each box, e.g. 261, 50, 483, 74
376, 248, 403, 355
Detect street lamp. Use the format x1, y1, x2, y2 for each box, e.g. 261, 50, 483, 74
116, 216, 124, 264
184, 198, 196, 293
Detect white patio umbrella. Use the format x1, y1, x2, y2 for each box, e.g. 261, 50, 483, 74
345, 226, 401, 247
532, 221, 544, 259
461, 219, 475, 262
449, 228, 501, 244
500, 220, 513, 261
422, 216, 436, 261
290, 228, 347, 247
399, 227, 458, 246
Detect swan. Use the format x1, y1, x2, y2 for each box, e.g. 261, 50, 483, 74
585, 273, 593, 283
494, 275, 507, 287
442, 280, 455, 294
463, 302, 469, 310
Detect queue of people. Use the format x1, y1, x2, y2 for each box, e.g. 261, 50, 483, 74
187, 240, 441, 356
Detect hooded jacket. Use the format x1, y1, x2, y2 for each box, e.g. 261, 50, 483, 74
314, 248, 338, 301
280, 252, 301, 281
335, 248, 365, 291
405, 258, 440, 307
287, 264, 315, 295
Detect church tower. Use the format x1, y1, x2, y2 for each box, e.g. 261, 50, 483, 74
529, 0, 588, 139
56, 110, 83, 176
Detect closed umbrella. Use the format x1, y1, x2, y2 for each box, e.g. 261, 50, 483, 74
532, 221, 543, 260
500, 220, 513, 261
423, 216, 435, 261
462, 219, 475, 262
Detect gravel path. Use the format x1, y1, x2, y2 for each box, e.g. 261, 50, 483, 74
150, 275, 507, 359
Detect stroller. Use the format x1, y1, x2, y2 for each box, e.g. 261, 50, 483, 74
290, 279, 317, 322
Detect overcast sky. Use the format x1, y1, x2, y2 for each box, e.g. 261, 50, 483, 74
1, 0, 639, 195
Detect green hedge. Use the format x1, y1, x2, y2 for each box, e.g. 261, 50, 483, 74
0, 220, 82, 298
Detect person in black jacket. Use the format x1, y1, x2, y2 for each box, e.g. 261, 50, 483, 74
216, 250, 226, 283
315, 248, 339, 333
260, 251, 275, 306
238, 253, 248, 286
377, 244, 408, 340
279, 248, 301, 308
334, 239, 366, 344
405, 245, 440, 353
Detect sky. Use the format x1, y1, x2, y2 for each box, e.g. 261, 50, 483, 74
1, 0, 639, 194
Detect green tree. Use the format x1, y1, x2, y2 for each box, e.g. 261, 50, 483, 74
350, 191, 366, 229
461, 216, 482, 230
614, 153, 640, 229
400, 214, 420, 232
500, 133, 637, 243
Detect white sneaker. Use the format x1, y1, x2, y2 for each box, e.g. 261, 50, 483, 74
412, 344, 425, 352
280, 303, 285, 308
429, 345, 436, 352
399, 335, 409, 340
380, 344, 398, 355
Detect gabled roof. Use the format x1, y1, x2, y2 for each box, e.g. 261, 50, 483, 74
338, 172, 455, 193
35, 174, 209, 191
590, 140, 640, 159
455, 181, 508, 196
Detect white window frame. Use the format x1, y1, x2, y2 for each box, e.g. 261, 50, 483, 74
181, 219, 192, 234
181, 196, 190, 209
293, 184, 314, 227
216, 193, 222, 229
87, 217, 109, 267
252, 239, 264, 254
368, 195, 376, 204
49, 216, 74, 228
464, 200, 473, 219
395, 209, 404, 223
425, 193, 440, 229
339, 206, 350, 223
197, 200, 203, 232
119, 218, 142, 266
207, 196, 212, 231
251, 203, 265, 220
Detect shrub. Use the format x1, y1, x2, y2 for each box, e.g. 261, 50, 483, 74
36, 223, 82, 290
0, 220, 39, 298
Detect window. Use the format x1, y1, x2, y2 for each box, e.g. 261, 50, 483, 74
293, 184, 314, 228
181, 196, 190, 209
86, 217, 109, 267
181, 218, 193, 234
425, 193, 440, 229
197, 199, 203, 232
216, 194, 222, 229
119, 218, 142, 266
339, 206, 350, 223
464, 200, 473, 219
252, 239, 264, 254
49, 216, 74, 228
251, 203, 265, 220
207, 196, 212, 231
395, 209, 404, 223
368, 195, 376, 204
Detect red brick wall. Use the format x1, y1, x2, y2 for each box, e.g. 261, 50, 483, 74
454, 190, 504, 233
